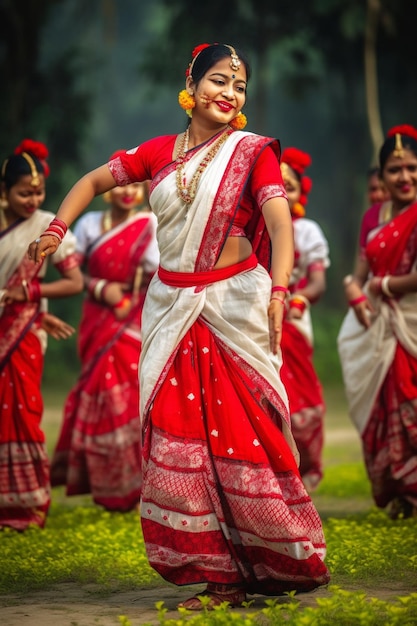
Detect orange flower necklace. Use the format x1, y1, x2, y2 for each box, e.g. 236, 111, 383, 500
176, 126, 233, 205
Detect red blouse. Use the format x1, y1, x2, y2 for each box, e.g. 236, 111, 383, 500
108, 134, 286, 235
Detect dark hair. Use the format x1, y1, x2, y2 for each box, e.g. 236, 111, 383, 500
379, 134, 417, 171
367, 166, 380, 179
1, 153, 46, 190
190, 44, 251, 85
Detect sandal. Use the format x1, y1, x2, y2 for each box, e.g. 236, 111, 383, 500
178, 584, 247, 610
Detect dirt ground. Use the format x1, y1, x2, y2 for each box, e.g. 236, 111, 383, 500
2, 580, 415, 626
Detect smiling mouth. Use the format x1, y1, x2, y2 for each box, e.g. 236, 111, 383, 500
215, 101, 235, 112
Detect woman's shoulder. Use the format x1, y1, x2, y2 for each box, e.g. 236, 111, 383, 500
127, 134, 177, 155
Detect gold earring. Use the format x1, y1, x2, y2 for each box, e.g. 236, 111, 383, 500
0, 194, 8, 210
102, 191, 111, 203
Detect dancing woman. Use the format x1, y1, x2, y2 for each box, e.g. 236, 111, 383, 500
51, 174, 159, 511
28, 43, 329, 606
338, 125, 417, 519
279, 147, 330, 492
0, 139, 82, 530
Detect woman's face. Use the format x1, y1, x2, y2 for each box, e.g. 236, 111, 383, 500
381, 148, 417, 207
367, 173, 389, 205
5, 174, 46, 220
190, 56, 247, 127
282, 169, 301, 209
109, 182, 144, 211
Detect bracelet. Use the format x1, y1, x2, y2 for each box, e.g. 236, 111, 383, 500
381, 275, 395, 298
343, 274, 355, 287
26, 280, 41, 302
114, 296, 131, 310
349, 294, 367, 307
270, 296, 286, 305
93, 278, 108, 301
289, 296, 308, 314
21, 279, 29, 301
271, 285, 289, 295
40, 217, 68, 244
289, 294, 310, 307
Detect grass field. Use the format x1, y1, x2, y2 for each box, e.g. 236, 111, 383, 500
1, 385, 416, 625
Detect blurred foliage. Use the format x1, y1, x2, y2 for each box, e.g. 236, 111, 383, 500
1, 0, 416, 387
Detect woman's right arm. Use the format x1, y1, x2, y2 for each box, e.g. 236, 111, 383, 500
29, 164, 116, 263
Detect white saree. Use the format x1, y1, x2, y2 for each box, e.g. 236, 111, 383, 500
140, 131, 295, 455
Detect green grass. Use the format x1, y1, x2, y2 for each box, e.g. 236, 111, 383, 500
1, 385, 416, 625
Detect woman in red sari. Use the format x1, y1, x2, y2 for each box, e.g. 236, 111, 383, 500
338, 125, 417, 519
29, 44, 330, 608
279, 148, 329, 492
0, 140, 83, 530
51, 173, 158, 511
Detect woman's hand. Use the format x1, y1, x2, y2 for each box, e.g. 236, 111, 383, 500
268, 298, 286, 354
2, 285, 26, 303
28, 235, 60, 263
40, 313, 75, 340
102, 281, 130, 307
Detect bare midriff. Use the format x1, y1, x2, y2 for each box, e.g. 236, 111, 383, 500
214, 236, 253, 269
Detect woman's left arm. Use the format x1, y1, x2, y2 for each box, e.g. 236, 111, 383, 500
263, 196, 294, 354
371, 271, 417, 297
38, 265, 84, 299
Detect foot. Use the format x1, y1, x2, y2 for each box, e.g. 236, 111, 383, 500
387, 497, 414, 520
178, 584, 247, 610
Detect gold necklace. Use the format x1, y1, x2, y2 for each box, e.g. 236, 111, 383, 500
102, 208, 136, 233
176, 127, 233, 205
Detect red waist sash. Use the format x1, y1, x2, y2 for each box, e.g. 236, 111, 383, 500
158, 253, 258, 288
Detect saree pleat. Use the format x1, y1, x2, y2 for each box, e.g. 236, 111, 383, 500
141, 319, 329, 591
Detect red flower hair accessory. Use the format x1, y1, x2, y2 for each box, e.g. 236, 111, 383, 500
14, 138, 50, 178
281, 147, 313, 207
186, 43, 211, 76
387, 124, 417, 142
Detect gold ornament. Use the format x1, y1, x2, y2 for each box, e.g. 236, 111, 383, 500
21, 152, 41, 186
393, 133, 404, 158
175, 126, 233, 205
225, 45, 241, 72
0, 193, 8, 210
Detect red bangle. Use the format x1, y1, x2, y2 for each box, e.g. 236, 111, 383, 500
349, 295, 367, 307
27, 280, 41, 302
289, 299, 306, 313
271, 285, 289, 295
270, 296, 286, 305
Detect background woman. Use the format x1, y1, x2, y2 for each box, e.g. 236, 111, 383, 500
0, 139, 83, 530
367, 166, 390, 206
28, 43, 329, 608
338, 124, 417, 519
279, 147, 330, 492
51, 166, 159, 512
